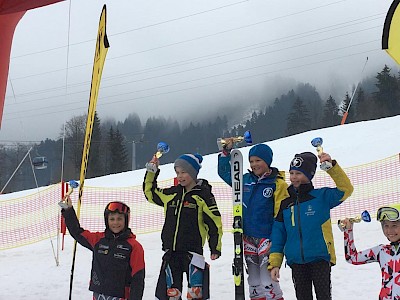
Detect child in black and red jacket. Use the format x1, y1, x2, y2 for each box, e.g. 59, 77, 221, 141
61, 199, 145, 300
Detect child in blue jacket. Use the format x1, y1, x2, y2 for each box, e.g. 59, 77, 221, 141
269, 151, 353, 300
218, 143, 288, 300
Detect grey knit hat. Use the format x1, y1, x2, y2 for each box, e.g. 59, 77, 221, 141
174, 153, 203, 180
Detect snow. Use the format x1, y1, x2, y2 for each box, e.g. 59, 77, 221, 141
1, 115, 400, 299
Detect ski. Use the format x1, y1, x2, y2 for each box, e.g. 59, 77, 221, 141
231, 149, 245, 300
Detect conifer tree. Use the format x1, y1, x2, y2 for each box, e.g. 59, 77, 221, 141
88, 111, 103, 178
374, 65, 400, 117
322, 96, 340, 127
108, 127, 129, 174
354, 87, 369, 121
286, 97, 311, 136
64, 115, 86, 177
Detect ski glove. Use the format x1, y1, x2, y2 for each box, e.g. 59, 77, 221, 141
145, 162, 158, 173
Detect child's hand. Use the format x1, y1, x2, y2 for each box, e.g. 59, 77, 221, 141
150, 155, 159, 165
319, 152, 332, 164
146, 155, 159, 173
220, 138, 234, 156
210, 253, 220, 260
59, 195, 72, 209
341, 218, 353, 229
224, 138, 234, 151
270, 267, 280, 282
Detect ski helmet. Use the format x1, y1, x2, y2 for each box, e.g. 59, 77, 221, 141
104, 201, 131, 230
377, 203, 400, 222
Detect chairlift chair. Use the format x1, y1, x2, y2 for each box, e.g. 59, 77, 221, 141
32, 156, 48, 170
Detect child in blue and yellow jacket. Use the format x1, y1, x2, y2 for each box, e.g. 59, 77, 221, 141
269, 151, 353, 300
218, 143, 288, 300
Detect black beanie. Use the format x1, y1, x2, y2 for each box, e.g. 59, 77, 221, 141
289, 152, 317, 181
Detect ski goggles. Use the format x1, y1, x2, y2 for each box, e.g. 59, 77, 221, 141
105, 202, 130, 214
377, 206, 400, 222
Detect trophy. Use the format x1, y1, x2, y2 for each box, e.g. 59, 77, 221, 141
146, 142, 170, 173
337, 210, 371, 232
217, 130, 252, 151
311, 137, 333, 171
155, 141, 170, 158
58, 180, 79, 209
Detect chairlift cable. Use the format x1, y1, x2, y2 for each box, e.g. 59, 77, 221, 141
1, 147, 32, 193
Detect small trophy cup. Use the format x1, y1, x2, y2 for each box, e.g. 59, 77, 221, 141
58, 180, 79, 209
311, 137, 333, 171
155, 141, 170, 159
337, 210, 371, 232
217, 130, 252, 151
146, 142, 170, 173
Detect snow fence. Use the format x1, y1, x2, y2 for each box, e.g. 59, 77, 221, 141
1, 154, 399, 250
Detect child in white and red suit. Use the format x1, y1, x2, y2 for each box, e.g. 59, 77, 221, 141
342, 203, 400, 300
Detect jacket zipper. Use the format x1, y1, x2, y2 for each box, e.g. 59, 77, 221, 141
172, 190, 185, 251
295, 195, 305, 263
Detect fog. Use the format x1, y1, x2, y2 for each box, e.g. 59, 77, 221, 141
0, 0, 397, 142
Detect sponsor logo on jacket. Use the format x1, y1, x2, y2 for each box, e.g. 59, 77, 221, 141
98, 243, 109, 254
305, 204, 315, 216
263, 187, 273, 198
184, 201, 196, 209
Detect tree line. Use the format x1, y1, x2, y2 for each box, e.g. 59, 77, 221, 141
1, 65, 399, 193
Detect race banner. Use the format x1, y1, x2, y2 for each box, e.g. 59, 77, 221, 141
68, 5, 110, 299
76, 4, 109, 218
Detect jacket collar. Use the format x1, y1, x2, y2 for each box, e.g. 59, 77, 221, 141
289, 182, 314, 195
105, 228, 132, 239
248, 167, 279, 181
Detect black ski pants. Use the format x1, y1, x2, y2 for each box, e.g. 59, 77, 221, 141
290, 260, 332, 300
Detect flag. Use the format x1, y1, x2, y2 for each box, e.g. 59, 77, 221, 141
68, 6, 109, 297
76, 4, 109, 217
382, 0, 400, 64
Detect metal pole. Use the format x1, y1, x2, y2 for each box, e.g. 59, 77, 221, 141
340, 57, 369, 125
132, 141, 136, 171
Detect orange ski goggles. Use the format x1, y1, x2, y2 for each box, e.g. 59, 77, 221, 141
105, 201, 130, 214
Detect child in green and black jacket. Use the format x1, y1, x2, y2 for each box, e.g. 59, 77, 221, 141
143, 153, 223, 300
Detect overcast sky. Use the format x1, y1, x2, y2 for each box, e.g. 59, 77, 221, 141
0, 0, 397, 142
